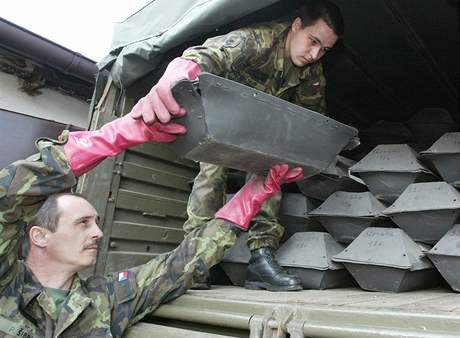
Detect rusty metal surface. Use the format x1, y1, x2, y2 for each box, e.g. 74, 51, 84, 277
170, 74, 359, 176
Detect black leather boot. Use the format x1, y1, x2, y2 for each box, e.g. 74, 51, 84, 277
245, 247, 302, 291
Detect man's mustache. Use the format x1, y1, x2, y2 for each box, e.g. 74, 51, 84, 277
83, 241, 100, 250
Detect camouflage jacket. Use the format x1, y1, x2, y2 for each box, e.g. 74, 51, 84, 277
182, 21, 327, 114
0, 139, 236, 338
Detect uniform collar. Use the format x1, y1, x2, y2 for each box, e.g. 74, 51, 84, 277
19, 261, 93, 335
19, 262, 90, 309
18, 261, 44, 309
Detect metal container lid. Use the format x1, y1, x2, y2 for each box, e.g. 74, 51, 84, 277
428, 224, 460, 257
309, 191, 388, 218
420, 132, 460, 155
383, 182, 460, 214
333, 227, 433, 271
276, 232, 346, 270
222, 232, 250, 264
350, 144, 432, 173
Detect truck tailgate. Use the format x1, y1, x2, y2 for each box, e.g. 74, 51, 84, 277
140, 286, 460, 338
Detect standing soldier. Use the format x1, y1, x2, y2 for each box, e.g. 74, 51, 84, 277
132, 0, 344, 291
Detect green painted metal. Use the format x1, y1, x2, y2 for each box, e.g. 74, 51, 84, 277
124, 150, 197, 179
124, 322, 236, 338
121, 162, 192, 192
130, 142, 198, 170
146, 290, 460, 338
111, 222, 184, 244
116, 190, 188, 219
152, 298, 252, 331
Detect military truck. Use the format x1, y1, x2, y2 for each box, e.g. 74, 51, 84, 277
80, 1, 460, 337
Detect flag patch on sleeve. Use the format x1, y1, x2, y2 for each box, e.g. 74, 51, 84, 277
118, 271, 129, 282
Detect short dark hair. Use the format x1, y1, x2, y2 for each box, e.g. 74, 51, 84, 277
22, 193, 89, 258
27, 192, 89, 233
297, 0, 344, 37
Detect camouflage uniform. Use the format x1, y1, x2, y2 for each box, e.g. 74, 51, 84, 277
182, 21, 327, 250
0, 138, 237, 337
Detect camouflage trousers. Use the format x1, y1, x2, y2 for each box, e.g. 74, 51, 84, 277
183, 162, 284, 250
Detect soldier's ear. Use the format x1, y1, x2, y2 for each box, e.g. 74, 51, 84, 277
29, 226, 50, 248
292, 17, 303, 33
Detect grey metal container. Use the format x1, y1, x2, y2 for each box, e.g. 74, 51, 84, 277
279, 193, 324, 242
406, 108, 459, 151
361, 120, 413, 145
170, 73, 359, 176
297, 155, 367, 201
349, 144, 437, 203
309, 191, 394, 244
383, 182, 460, 244
333, 227, 439, 292
220, 233, 250, 287
427, 224, 460, 292
419, 132, 460, 183
276, 232, 354, 289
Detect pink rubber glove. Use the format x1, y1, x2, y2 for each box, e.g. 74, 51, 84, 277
131, 57, 201, 124
215, 165, 303, 230
64, 113, 186, 177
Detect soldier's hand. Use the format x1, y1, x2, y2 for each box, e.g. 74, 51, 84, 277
131, 58, 201, 124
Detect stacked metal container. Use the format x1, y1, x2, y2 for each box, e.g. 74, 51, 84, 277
221, 133, 460, 292
330, 136, 460, 292
276, 232, 354, 289
349, 144, 436, 203
308, 191, 394, 244
184, 78, 460, 292
333, 227, 439, 292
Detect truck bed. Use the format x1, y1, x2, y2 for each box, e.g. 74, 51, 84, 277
134, 286, 460, 338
